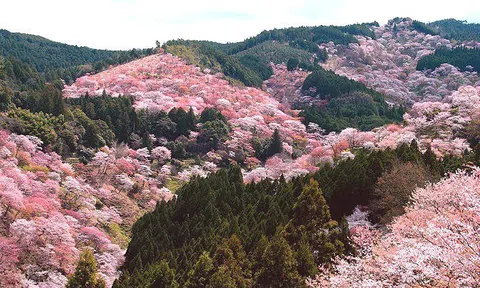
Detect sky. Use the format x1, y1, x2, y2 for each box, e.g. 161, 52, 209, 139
1, 0, 480, 50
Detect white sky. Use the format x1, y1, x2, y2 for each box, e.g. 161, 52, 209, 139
1, 0, 480, 50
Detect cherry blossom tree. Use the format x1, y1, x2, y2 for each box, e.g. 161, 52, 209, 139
308, 168, 480, 287
151, 146, 172, 164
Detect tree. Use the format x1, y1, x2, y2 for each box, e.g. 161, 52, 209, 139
197, 120, 230, 150
0, 84, 12, 112
209, 235, 252, 288
187, 107, 197, 131
287, 58, 299, 71
151, 146, 172, 164
66, 249, 106, 288
142, 131, 153, 151
255, 232, 304, 288
185, 251, 214, 288
369, 162, 428, 224
151, 260, 179, 288
285, 179, 342, 264
295, 237, 317, 277
267, 129, 282, 156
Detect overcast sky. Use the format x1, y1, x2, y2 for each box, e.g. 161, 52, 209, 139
2, 0, 480, 50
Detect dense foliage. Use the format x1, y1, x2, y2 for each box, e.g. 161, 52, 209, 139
164, 24, 375, 86
164, 41, 266, 87
114, 141, 464, 287
0, 29, 116, 72
302, 68, 379, 99
313, 142, 462, 220
114, 167, 352, 287
411, 20, 438, 36
300, 68, 404, 132
428, 19, 480, 41
228, 25, 374, 55
417, 47, 480, 73
67, 94, 139, 143
300, 93, 405, 132
0, 29, 155, 84
235, 41, 313, 68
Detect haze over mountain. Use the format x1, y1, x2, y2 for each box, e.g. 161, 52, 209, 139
1, 14, 480, 288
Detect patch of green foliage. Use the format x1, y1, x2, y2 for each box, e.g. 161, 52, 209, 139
235, 41, 313, 66
411, 20, 438, 35
0, 29, 155, 84
428, 19, 480, 41
300, 68, 404, 132
114, 167, 352, 287
417, 47, 480, 73
164, 41, 265, 87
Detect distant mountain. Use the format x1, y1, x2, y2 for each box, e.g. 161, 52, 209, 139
428, 19, 480, 41
0, 29, 119, 72
163, 23, 377, 87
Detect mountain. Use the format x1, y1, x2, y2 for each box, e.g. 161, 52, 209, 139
428, 18, 480, 41
1, 17, 480, 288
162, 23, 376, 87
0, 29, 118, 72
0, 29, 155, 84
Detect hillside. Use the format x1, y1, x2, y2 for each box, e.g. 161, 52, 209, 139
2, 16, 480, 287
0, 29, 118, 72
63, 47, 476, 178
0, 29, 155, 83
320, 18, 480, 104
428, 18, 480, 41
162, 23, 375, 87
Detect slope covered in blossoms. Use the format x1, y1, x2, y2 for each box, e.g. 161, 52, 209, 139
308, 168, 480, 287
2, 16, 479, 288
63, 42, 479, 182
321, 18, 480, 104
0, 130, 175, 287
63, 52, 330, 180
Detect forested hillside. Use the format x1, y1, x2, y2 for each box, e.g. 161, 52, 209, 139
1, 16, 480, 288
0, 29, 155, 83
113, 142, 465, 287
428, 18, 480, 41
417, 47, 480, 72
163, 23, 376, 87
300, 68, 404, 132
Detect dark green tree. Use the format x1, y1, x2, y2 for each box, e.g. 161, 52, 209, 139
0, 84, 12, 111
209, 235, 252, 288
287, 58, 300, 71
151, 260, 179, 288
142, 131, 153, 151
255, 232, 304, 288
66, 249, 106, 288
185, 251, 214, 288
268, 128, 283, 156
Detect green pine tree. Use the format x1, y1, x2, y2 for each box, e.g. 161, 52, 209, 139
66, 249, 106, 288
255, 232, 304, 288
268, 129, 283, 156
185, 251, 214, 288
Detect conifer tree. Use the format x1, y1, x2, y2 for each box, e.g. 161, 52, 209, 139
185, 251, 214, 288
209, 235, 252, 288
151, 260, 179, 288
66, 249, 106, 288
255, 232, 304, 288
268, 128, 283, 156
